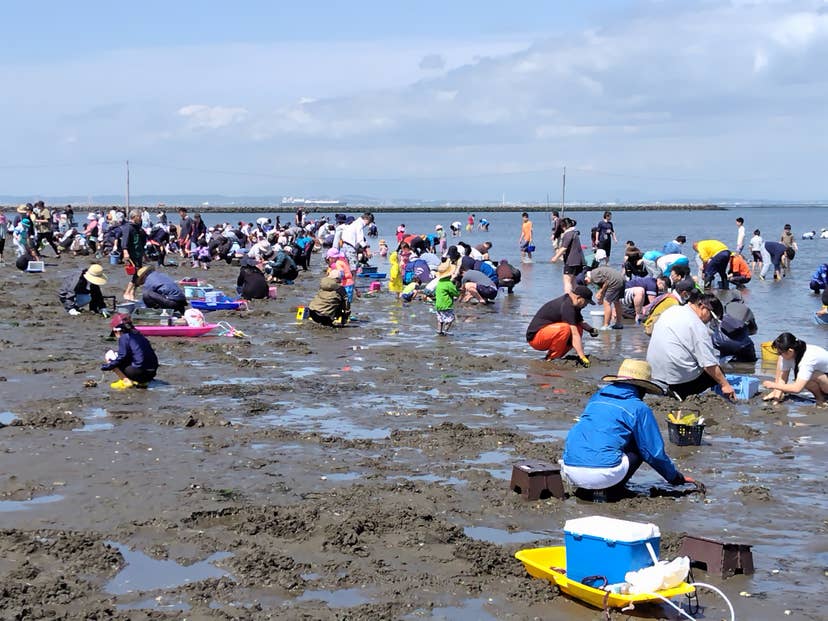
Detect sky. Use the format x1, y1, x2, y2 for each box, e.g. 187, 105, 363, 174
1, 0, 826, 203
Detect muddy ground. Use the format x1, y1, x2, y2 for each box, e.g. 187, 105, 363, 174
0, 251, 825, 620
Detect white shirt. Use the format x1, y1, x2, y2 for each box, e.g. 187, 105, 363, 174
749, 235, 763, 252
647, 304, 719, 385
736, 225, 745, 248
781, 344, 828, 383
340, 217, 368, 250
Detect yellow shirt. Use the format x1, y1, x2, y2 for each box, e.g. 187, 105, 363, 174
696, 240, 728, 262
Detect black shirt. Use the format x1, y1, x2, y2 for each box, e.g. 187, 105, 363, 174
526, 294, 583, 341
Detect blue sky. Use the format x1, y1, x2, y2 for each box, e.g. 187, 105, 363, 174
1, 1, 826, 202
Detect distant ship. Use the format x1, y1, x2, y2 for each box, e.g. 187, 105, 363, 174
281, 196, 347, 208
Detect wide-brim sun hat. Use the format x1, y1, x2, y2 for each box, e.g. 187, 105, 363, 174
602, 359, 666, 395
87, 212, 97, 220
16, 204, 28, 214
83, 264, 108, 286
436, 260, 454, 277
136, 266, 154, 283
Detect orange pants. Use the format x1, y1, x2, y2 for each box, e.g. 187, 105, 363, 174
528, 323, 583, 360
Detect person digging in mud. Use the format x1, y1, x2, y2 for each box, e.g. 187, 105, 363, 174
525, 285, 598, 366
136, 266, 187, 313
561, 359, 703, 501
102, 314, 158, 390
307, 274, 351, 327
58, 263, 109, 316
762, 332, 828, 407
646, 289, 736, 401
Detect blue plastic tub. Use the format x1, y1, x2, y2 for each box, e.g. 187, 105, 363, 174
715, 374, 760, 400
564, 516, 660, 584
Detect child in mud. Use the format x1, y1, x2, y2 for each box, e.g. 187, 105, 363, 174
433, 260, 459, 335
762, 332, 828, 406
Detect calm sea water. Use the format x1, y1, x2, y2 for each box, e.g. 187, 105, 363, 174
198, 205, 827, 361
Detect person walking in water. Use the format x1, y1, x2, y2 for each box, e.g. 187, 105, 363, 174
519, 212, 534, 263
735, 217, 746, 255
594, 211, 618, 259
748, 229, 764, 273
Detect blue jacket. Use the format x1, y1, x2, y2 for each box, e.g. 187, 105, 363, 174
563, 384, 680, 484
810, 263, 828, 288
662, 240, 683, 255
102, 331, 158, 372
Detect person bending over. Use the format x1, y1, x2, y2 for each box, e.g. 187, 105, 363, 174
762, 332, 828, 406
526, 285, 598, 365
562, 359, 702, 501
647, 289, 736, 401
136, 266, 187, 313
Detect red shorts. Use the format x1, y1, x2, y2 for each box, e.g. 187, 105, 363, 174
528, 323, 583, 359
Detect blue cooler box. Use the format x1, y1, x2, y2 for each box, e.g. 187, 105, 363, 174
564, 516, 660, 584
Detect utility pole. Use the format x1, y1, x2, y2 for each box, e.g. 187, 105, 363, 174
126, 160, 130, 211
561, 166, 566, 217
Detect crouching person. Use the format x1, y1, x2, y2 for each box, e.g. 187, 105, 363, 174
102, 314, 158, 390
308, 275, 351, 327
562, 359, 702, 501
59, 264, 109, 316
136, 266, 187, 313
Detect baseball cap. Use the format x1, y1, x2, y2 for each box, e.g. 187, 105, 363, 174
572, 285, 596, 305
674, 278, 697, 293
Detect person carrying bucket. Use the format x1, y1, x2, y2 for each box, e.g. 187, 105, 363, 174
561, 359, 703, 501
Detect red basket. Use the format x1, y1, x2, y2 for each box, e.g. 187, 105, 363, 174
124, 263, 136, 276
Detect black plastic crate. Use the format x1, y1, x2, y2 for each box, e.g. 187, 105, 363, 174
667, 421, 705, 446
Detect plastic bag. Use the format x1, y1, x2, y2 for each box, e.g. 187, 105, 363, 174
625, 556, 689, 594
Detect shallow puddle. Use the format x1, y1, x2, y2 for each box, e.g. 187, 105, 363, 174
463, 526, 550, 545
248, 405, 391, 440
0, 494, 64, 512
402, 597, 501, 620
296, 587, 372, 608
116, 597, 191, 612
104, 542, 232, 595
0, 411, 18, 425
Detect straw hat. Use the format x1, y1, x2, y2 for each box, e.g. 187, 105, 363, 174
136, 265, 154, 284
602, 359, 666, 395
83, 264, 108, 286
16, 204, 28, 214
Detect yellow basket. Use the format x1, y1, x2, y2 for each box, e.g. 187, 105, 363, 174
761, 341, 778, 363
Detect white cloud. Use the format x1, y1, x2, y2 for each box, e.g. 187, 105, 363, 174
178, 104, 248, 130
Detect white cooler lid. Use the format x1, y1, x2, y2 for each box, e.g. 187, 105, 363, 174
565, 516, 660, 541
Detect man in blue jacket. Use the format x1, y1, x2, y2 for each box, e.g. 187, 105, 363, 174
562, 359, 702, 501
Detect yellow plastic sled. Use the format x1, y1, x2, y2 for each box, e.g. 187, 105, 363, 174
515, 546, 695, 609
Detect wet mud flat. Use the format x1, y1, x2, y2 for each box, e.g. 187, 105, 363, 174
0, 255, 826, 620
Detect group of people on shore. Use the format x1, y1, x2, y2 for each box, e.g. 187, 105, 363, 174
530, 212, 828, 501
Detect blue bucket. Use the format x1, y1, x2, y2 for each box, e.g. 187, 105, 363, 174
109, 252, 120, 265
